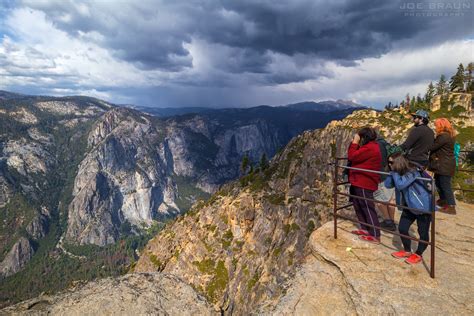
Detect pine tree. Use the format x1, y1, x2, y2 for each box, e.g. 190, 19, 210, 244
410, 96, 416, 110
465, 62, 474, 92
436, 74, 448, 96
425, 81, 435, 103
241, 153, 249, 175
259, 153, 269, 171
450, 63, 465, 91
416, 93, 423, 104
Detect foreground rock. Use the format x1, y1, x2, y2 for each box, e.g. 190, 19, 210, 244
1, 273, 214, 315
267, 202, 474, 315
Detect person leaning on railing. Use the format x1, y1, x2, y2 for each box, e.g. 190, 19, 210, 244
385, 152, 433, 265
347, 127, 382, 243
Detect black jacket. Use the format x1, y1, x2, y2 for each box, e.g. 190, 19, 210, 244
400, 124, 434, 165
429, 132, 456, 176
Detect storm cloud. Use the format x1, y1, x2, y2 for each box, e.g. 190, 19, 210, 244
0, 0, 472, 107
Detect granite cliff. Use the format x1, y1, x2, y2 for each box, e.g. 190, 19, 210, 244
2, 105, 473, 314
135, 107, 473, 313
0, 91, 358, 306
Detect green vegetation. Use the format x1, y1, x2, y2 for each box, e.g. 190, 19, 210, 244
283, 222, 300, 235
149, 254, 163, 270
0, 224, 151, 308
172, 175, 210, 212
206, 260, 228, 302
247, 270, 260, 290
193, 258, 229, 303
456, 127, 474, 147
0, 193, 36, 262
276, 137, 306, 179
291, 223, 300, 231
221, 229, 234, 249
266, 193, 285, 205
193, 258, 216, 274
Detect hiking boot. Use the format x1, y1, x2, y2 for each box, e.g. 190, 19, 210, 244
440, 205, 457, 215
351, 229, 369, 236
380, 220, 397, 231
405, 253, 422, 265
359, 235, 380, 244
391, 250, 412, 259
436, 199, 447, 207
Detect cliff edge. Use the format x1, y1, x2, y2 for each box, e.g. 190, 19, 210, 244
266, 202, 474, 315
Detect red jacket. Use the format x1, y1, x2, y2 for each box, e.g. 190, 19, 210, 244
347, 141, 381, 191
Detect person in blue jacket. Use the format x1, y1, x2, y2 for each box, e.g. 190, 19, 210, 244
384, 152, 433, 265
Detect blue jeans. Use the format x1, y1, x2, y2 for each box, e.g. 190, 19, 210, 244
434, 174, 455, 205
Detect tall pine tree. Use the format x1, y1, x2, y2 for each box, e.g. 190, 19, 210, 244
450, 63, 465, 91
259, 153, 269, 171
425, 81, 435, 103
241, 153, 250, 175
436, 74, 448, 96
465, 62, 474, 92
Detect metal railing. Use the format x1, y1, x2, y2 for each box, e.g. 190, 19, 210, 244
331, 157, 437, 278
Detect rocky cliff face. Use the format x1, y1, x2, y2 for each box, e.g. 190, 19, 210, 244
134, 107, 473, 313
134, 121, 355, 313
0, 95, 108, 274
64, 108, 294, 246
65, 105, 354, 246
0, 237, 35, 278
2, 102, 472, 313
1, 90, 354, 301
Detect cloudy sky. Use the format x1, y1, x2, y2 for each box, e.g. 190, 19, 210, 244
0, 0, 472, 108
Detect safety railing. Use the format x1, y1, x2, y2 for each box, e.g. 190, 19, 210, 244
331, 157, 437, 278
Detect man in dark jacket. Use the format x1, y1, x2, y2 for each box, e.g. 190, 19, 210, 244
400, 110, 434, 167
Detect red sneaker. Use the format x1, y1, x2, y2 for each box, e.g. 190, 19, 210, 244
351, 230, 369, 236
359, 235, 380, 244
405, 253, 422, 265
391, 250, 412, 259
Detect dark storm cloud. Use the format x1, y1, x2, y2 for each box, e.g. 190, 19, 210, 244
19, 0, 472, 77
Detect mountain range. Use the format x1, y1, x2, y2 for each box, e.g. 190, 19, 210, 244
0, 90, 364, 307
129, 99, 363, 117
3, 102, 471, 314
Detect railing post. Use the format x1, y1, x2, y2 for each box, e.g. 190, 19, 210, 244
333, 157, 338, 239
430, 177, 436, 278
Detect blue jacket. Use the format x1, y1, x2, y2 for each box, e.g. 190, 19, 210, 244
384, 170, 433, 214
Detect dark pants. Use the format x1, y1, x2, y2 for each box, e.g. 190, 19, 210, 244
434, 174, 455, 205
350, 186, 380, 238
398, 210, 431, 255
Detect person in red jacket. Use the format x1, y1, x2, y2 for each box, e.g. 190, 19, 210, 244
348, 127, 382, 243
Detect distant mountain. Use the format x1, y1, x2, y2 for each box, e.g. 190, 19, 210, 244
128, 99, 366, 118
0, 91, 26, 100
126, 105, 214, 118
0, 90, 362, 307
284, 100, 364, 112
